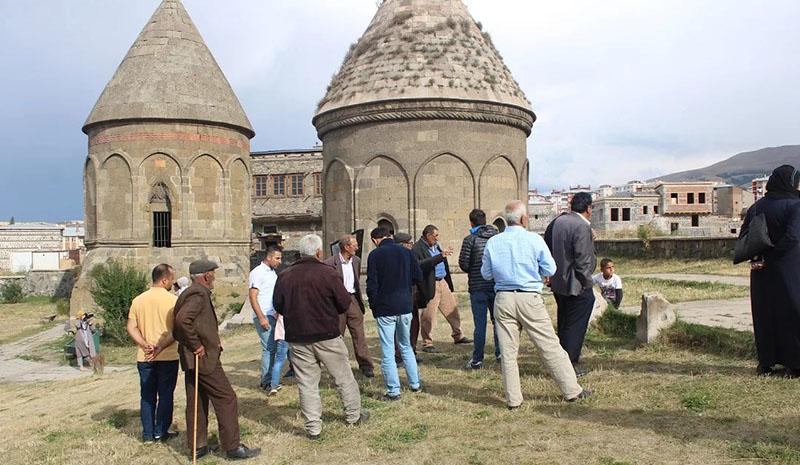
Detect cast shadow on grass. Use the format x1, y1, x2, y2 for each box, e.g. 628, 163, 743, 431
533, 403, 800, 458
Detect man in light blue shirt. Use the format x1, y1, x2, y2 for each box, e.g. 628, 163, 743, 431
481, 201, 593, 409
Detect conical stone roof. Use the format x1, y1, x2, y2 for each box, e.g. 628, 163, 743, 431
315, 0, 531, 117
83, 0, 254, 137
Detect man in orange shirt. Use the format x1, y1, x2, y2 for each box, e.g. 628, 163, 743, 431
127, 264, 179, 443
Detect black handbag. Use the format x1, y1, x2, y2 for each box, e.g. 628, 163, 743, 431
733, 207, 773, 264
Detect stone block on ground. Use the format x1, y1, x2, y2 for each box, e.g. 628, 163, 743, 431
636, 292, 676, 346
220, 297, 254, 331
589, 288, 608, 326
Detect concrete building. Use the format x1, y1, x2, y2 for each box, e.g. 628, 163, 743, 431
591, 192, 661, 233
715, 184, 755, 218
62, 224, 85, 251
73, 0, 254, 310
528, 201, 556, 233
312, 0, 534, 260
752, 175, 769, 200
251, 148, 323, 257
0, 224, 64, 271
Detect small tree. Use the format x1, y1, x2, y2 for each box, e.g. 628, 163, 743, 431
89, 261, 148, 344
1, 281, 23, 303
8, 216, 14, 225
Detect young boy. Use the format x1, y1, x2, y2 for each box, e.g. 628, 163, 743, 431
592, 258, 623, 308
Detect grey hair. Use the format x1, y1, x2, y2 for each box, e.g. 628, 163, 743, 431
190, 273, 204, 282
504, 201, 527, 226
338, 234, 356, 250
299, 234, 323, 257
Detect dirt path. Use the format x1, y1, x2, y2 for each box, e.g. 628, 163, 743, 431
0, 325, 126, 383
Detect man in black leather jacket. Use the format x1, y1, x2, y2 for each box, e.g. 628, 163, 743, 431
458, 209, 501, 369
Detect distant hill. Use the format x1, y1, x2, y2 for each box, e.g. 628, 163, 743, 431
653, 145, 800, 186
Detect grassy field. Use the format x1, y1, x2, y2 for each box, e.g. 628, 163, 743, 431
0, 259, 773, 465
2, 304, 798, 465
612, 258, 749, 277
0, 297, 67, 345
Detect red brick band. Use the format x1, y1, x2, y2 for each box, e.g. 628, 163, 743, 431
89, 133, 249, 150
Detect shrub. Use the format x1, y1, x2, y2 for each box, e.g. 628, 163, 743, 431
54, 298, 70, 316
1, 281, 23, 303
89, 261, 148, 344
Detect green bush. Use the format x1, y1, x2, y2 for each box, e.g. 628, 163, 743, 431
54, 298, 70, 316
89, 261, 148, 344
1, 281, 23, 303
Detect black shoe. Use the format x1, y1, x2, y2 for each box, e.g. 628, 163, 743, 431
757, 364, 774, 377
785, 367, 800, 379
455, 337, 473, 345
422, 346, 441, 354
226, 444, 261, 460
410, 385, 423, 393
193, 444, 219, 459
155, 430, 178, 442
349, 410, 370, 426
361, 369, 375, 378
259, 382, 270, 391
566, 389, 595, 402
381, 393, 401, 401
283, 369, 295, 378
143, 438, 155, 444
507, 404, 521, 411
465, 359, 484, 370
572, 364, 588, 377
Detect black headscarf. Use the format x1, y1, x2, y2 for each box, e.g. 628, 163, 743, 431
765, 164, 800, 200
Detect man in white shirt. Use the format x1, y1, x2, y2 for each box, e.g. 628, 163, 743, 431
249, 246, 282, 390
324, 235, 375, 377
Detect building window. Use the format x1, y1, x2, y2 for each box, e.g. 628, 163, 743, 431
670, 193, 678, 204
272, 175, 285, 196
643, 206, 648, 215
687, 193, 695, 204
153, 212, 171, 248
254, 175, 269, 197
534, 215, 539, 220
731, 228, 737, 234
314, 172, 323, 196
622, 208, 631, 221
671, 222, 679, 233
691, 214, 699, 227
699, 192, 706, 204
610, 208, 619, 221
263, 224, 278, 234
654, 205, 659, 214
289, 174, 304, 197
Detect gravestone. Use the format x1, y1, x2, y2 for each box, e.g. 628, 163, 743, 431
636, 292, 676, 345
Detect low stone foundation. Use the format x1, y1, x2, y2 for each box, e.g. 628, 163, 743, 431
595, 237, 736, 259
0, 270, 78, 299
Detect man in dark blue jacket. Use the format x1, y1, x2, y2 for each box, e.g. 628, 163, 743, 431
366, 227, 423, 401
459, 209, 501, 369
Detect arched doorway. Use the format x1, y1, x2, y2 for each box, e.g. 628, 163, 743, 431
493, 217, 506, 233
377, 218, 396, 236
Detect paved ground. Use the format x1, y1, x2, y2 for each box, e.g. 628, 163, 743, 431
0, 325, 126, 383
620, 273, 752, 332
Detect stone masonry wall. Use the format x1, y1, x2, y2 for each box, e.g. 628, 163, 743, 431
595, 237, 736, 259
0, 228, 64, 270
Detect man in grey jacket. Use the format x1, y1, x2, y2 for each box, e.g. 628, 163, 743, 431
544, 192, 597, 371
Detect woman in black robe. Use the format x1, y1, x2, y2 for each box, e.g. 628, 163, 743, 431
742, 164, 800, 376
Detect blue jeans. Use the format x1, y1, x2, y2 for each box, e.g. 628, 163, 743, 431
270, 339, 291, 387
254, 314, 277, 386
376, 314, 420, 396
137, 360, 179, 440
470, 290, 501, 363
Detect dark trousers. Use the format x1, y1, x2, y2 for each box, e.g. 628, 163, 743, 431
137, 360, 179, 440
470, 290, 501, 363
554, 287, 595, 364
395, 308, 420, 362
339, 295, 374, 371
184, 362, 240, 453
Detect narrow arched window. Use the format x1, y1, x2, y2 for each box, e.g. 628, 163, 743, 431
150, 182, 171, 248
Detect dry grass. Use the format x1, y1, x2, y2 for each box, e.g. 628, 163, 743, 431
0, 298, 66, 345
621, 278, 749, 304
612, 258, 749, 277
1, 301, 799, 465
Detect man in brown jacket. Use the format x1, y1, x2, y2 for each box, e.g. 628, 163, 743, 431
324, 235, 374, 377
173, 259, 260, 461
273, 234, 368, 440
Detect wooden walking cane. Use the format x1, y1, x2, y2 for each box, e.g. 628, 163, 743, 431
192, 353, 199, 465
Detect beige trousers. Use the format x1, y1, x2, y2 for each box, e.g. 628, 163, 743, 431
494, 291, 582, 407
289, 337, 362, 435
421, 279, 463, 347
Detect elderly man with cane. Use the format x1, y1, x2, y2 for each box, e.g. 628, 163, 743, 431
173, 259, 260, 461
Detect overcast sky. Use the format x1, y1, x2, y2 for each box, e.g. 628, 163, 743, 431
1, 0, 798, 222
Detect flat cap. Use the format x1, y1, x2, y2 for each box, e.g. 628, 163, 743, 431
394, 232, 413, 244
189, 259, 218, 275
